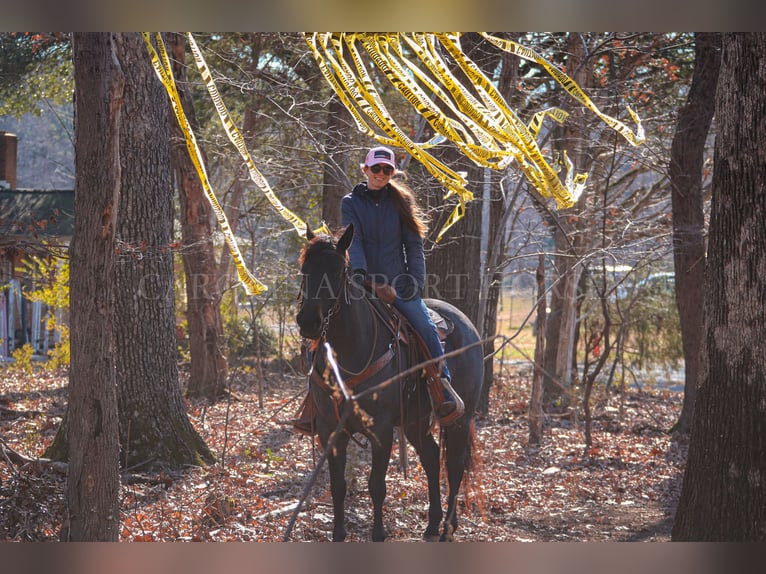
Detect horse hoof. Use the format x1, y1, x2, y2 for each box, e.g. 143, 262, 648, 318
440, 524, 456, 542
332, 528, 347, 542
423, 533, 439, 542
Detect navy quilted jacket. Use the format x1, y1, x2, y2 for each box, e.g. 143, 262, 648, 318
341, 182, 426, 290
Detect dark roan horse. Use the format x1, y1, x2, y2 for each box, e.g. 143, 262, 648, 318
295, 224, 484, 542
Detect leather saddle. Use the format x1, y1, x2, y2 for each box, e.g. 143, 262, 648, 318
365, 281, 455, 344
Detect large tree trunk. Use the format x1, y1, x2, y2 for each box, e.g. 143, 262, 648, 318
672, 32, 766, 541
668, 32, 721, 434
64, 32, 122, 542
113, 33, 214, 469
168, 33, 229, 400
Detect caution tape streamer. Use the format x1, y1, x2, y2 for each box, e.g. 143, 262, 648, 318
185, 33, 330, 239
142, 32, 267, 295
306, 33, 472, 242
479, 33, 645, 146
305, 33, 644, 241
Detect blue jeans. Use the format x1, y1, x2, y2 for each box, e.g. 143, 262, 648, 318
393, 296, 451, 382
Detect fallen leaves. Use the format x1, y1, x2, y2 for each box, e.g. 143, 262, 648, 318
0, 367, 686, 542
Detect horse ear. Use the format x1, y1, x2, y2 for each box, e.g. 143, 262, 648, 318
305, 224, 315, 241
337, 223, 354, 253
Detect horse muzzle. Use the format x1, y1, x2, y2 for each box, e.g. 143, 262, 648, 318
296, 310, 322, 340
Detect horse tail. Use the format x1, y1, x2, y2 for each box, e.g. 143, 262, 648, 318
440, 419, 486, 516
467, 419, 488, 517
465, 419, 479, 476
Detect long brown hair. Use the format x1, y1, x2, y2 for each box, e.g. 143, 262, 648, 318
388, 174, 429, 238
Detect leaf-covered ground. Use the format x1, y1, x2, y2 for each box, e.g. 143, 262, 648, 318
0, 364, 687, 542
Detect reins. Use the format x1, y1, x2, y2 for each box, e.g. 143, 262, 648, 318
310, 275, 398, 388
302, 246, 399, 391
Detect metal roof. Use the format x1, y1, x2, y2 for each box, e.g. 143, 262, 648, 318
0, 189, 74, 242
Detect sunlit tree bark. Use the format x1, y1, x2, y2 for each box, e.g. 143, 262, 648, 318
112, 32, 214, 469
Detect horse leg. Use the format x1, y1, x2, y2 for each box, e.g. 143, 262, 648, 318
441, 425, 470, 542
326, 434, 349, 542
404, 422, 442, 541
368, 431, 393, 541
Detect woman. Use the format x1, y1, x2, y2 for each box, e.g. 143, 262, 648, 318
341, 146, 464, 424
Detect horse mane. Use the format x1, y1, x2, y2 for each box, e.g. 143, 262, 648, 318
298, 231, 346, 268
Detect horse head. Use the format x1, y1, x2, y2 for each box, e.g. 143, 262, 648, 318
295, 224, 354, 339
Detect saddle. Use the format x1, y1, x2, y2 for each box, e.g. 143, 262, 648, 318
365, 281, 455, 342
291, 281, 458, 436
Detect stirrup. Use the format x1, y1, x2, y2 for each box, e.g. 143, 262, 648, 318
434, 377, 465, 427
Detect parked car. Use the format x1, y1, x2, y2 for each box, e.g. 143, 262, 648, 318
616, 271, 675, 301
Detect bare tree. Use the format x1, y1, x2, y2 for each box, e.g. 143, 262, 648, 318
542, 33, 593, 406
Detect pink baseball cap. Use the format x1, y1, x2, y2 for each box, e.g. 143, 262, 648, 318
364, 146, 397, 168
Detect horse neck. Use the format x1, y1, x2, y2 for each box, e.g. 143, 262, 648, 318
324, 288, 384, 373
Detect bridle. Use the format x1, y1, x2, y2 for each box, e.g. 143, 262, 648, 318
318, 269, 349, 343
298, 247, 349, 335
297, 242, 407, 438
298, 249, 392, 380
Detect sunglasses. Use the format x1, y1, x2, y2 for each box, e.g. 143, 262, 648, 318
369, 164, 394, 176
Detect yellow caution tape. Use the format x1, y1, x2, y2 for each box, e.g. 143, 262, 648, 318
479, 33, 645, 147
149, 32, 644, 250
307, 33, 472, 241
142, 33, 267, 295
185, 33, 330, 239
305, 33, 646, 242
307, 33, 472, 242
434, 33, 580, 209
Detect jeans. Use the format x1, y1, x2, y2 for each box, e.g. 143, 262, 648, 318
393, 296, 451, 382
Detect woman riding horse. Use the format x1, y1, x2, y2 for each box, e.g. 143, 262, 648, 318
343, 146, 463, 423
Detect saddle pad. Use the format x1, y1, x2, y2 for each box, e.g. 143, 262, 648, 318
427, 306, 454, 341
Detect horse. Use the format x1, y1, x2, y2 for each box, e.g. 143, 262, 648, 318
295, 223, 484, 542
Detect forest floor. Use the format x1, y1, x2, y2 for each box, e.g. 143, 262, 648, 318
0, 362, 688, 542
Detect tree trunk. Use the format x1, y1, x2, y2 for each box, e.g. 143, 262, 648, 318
672, 32, 766, 541
425, 34, 496, 325
668, 32, 721, 433
476, 36, 520, 414
168, 33, 229, 400
528, 253, 546, 446
64, 32, 123, 542
113, 32, 214, 469
426, 156, 483, 323
542, 34, 591, 406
